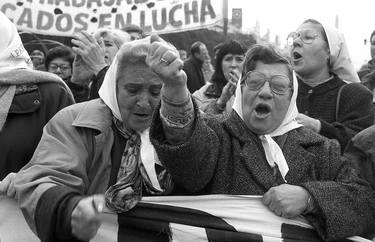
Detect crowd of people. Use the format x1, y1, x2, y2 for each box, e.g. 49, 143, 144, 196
1, 10, 375, 242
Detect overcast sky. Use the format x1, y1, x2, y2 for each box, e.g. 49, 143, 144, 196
228, 0, 374, 69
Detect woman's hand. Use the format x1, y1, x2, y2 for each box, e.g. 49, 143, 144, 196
0, 172, 17, 198
71, 31, 107, 84
262, 184, 310, 218
147, 34, 188, 103
296, 113, 321, 132
217, 70, 241, 107
147, 35, 186, 87
71, 194, 105, 241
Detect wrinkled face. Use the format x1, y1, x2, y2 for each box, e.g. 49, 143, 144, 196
241, 62, 292, 134
290, 22, 330, 78
102, 35, 120, 65
47, 57, 72, 81
370, 35, 375, 60
117, 63, 163, 132
221, 53, 244, 81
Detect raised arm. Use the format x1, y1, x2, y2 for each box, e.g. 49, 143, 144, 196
147, 35, 194, 144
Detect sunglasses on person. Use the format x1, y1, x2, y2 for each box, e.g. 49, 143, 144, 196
286, 30, 320, 46
241, 71, 291, 95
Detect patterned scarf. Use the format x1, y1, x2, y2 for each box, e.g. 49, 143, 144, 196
105, 118, 174, 213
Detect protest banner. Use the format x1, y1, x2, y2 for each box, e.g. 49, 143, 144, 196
0, 0, 224, 36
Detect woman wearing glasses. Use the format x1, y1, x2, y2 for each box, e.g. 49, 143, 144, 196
148, 41, 375, 240
287, 19, 373, 151
46, 46, 89, 102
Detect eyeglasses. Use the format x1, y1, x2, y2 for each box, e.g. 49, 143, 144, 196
48, 64, 71, 72
286, 30, 320, 46
241, 71, 291, 95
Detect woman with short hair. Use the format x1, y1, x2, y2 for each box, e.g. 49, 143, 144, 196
148, 40, 375, 240
46, 45, 89, 102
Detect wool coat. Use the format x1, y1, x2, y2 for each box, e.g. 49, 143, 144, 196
0, 69, 74, 179
297, 75, 374, 151
150, 106, 375, 241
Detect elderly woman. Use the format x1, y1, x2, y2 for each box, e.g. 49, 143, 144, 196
288, 19, 374, 151
148, 40, 375, 240
0, 13, 74, 186
14, 37, 174, 241
193, 40, 245, 115
71, 29, 131, 100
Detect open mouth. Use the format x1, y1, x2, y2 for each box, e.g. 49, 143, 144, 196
134, 113, 150, 119
292, 51, 303, 61
255, 103, 271, 117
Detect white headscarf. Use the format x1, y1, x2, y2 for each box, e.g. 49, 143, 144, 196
98, 36, 162, 190
322, 23, 360, 83
0, 12, 66, 131
0, 12, 33, 72
232, 71, 302, 181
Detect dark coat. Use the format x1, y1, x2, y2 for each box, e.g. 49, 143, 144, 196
297, 75, 374, 151
345, 124, 375, 189
0, 73, 74, 179
150, 108, 375, 241
183, 57, 205, 93
358, 59, 375, 91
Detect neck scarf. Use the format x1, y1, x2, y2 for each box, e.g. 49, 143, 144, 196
322, 23, 360, 83
99, 37, 174, 212
232, 71, 302, 181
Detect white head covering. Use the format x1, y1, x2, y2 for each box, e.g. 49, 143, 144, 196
0, 12, 33, 72
321, 23, 360, 83
232, 71, 302, 181
98, 36, 162, 190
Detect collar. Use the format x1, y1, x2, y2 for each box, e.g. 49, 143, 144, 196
223, 111, 324, 147
298, 74, 344, 95
72, 99, 113, 133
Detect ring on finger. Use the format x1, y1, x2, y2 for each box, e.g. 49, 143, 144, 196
159, 57, 169, 64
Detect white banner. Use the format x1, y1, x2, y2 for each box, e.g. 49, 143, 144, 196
0, 0, 223, 36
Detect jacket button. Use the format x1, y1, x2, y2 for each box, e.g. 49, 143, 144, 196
33, 99, 40, 105
308, 89, 313, 94
304, 111, 309, 115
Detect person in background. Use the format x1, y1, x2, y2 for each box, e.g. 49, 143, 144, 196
71, 29, 131, 100
178, 49, 187, 61
202, 54, 214, 84
121, 23, 144, 41
358, 30, 375, 103
193, 40, 245, 115
13, 37, 175, 242
0, 12, 74, 194
183, 41, 209, 93
147, 40, 375, 241
288, 19, 373, 151
46, 46, 89, 102
29, 49, 45, 71
345, 124, 375, 189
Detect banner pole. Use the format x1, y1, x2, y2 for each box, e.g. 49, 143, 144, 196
222, 0, 228, 37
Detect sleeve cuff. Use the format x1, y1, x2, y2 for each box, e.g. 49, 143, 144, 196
35, 186, 82, 242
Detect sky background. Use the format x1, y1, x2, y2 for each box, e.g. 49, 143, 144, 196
228, 0, 374, 69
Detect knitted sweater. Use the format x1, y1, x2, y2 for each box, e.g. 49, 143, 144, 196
297, 75, 374, 151
150, 107, 375, 241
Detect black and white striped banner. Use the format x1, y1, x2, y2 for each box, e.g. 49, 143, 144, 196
92, 195, 369, 242
0, 195, 370, 242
